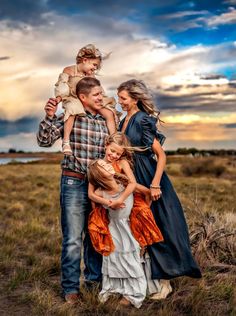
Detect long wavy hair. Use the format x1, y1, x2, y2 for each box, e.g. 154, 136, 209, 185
105, 132, 148, 169
117, 79, 160, 118
88, 160, 129, 191
105, 132, 134, 167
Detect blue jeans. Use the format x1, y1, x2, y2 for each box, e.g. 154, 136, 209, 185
60, 175, 102, 295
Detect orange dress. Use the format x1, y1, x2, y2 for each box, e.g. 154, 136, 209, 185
88, 161, 163, 256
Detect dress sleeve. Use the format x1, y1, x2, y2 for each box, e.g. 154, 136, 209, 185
141, 115, 166, 148
54, 73, 70, 98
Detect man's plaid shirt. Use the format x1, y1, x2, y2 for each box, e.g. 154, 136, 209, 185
37, 112, 109, 175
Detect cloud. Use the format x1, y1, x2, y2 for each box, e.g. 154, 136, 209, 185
0, 0, 178, 26
1, 14, 235, 122
162, 121, 236, 150
0, 0, 49, 25
223, 123, 236, 128
152, 9, 209, 32
207, 7, 236, 26
223, 0, 236, 5
0, 2, 235, 150
0, 117, 39, 137
0, 56, 11, 61
200, 73, 227, 80
0, 132, 61, 152
155, 82, 236, 113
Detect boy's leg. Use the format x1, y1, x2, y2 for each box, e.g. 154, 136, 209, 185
60, 175, 90, 296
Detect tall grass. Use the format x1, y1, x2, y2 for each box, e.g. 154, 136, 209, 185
0, 158, 235, 315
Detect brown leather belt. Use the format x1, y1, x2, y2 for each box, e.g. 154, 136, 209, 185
62, 170, 86, 180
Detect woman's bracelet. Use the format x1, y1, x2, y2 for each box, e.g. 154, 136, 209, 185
150, 184, 161, 189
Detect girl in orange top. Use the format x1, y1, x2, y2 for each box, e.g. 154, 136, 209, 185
88, 157, 163, 308
88, 132, 163, 261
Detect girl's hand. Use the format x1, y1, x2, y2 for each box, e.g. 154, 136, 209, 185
144, 190, 152, 206
107, 200, 113, 207
109, 198, 125, 209
44, 98, 59, 118
91, 201, 96, 209
150, 187, 162, 201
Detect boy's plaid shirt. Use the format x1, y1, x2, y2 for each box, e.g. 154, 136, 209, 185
37, 112, 109, 174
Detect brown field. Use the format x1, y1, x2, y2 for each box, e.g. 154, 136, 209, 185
0, 155, 235, 316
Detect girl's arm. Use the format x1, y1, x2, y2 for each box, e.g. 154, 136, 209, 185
135, 183, 152, 206
150, 138, 166, 201
115, 159, 136, 202
88, 183, 111, 207
108, 160, 136, 209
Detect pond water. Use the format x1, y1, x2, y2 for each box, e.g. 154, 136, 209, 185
0, 157, 43, 165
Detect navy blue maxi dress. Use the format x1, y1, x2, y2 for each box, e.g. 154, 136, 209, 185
119, 111, 201, 279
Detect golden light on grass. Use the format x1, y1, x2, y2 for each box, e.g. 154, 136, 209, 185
0, 159, 235, 315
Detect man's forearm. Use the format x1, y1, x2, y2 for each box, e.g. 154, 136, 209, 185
37, 115, 63, 147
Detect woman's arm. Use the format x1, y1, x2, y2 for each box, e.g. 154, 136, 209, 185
88, 183, 111, 207
150, 138, 166, 201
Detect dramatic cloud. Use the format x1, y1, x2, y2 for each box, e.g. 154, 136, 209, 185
0, 1, 235, 150
207, 7, 236, 26
0, 117, 39, 137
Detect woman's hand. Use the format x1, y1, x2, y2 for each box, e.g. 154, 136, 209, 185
150, 187, 162, 201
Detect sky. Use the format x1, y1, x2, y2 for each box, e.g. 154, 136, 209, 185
0, 0, 236, 151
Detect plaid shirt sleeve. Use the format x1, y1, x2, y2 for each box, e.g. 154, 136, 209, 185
37, 114, 64, 147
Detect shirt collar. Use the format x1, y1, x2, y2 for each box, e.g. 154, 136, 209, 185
85, 110, 103, 119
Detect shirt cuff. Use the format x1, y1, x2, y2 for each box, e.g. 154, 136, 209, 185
45, 114, 57, 123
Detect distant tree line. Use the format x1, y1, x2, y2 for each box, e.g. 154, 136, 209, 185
165, 148, 236, 156
1, 148, 235, 156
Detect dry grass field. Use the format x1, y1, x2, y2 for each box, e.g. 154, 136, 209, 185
0, 155, 235, 316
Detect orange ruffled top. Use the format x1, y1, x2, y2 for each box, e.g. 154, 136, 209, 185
88, 161, 164, 256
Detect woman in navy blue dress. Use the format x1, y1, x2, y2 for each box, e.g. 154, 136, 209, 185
118, 79, 201, 298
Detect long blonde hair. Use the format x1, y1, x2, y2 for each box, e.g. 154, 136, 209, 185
105, 132, 148, 169
117, 79, 160, 118
105, 132, 133, 167
88, 160, 129, 191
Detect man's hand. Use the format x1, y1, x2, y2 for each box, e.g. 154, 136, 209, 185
44, 97, 60, 118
